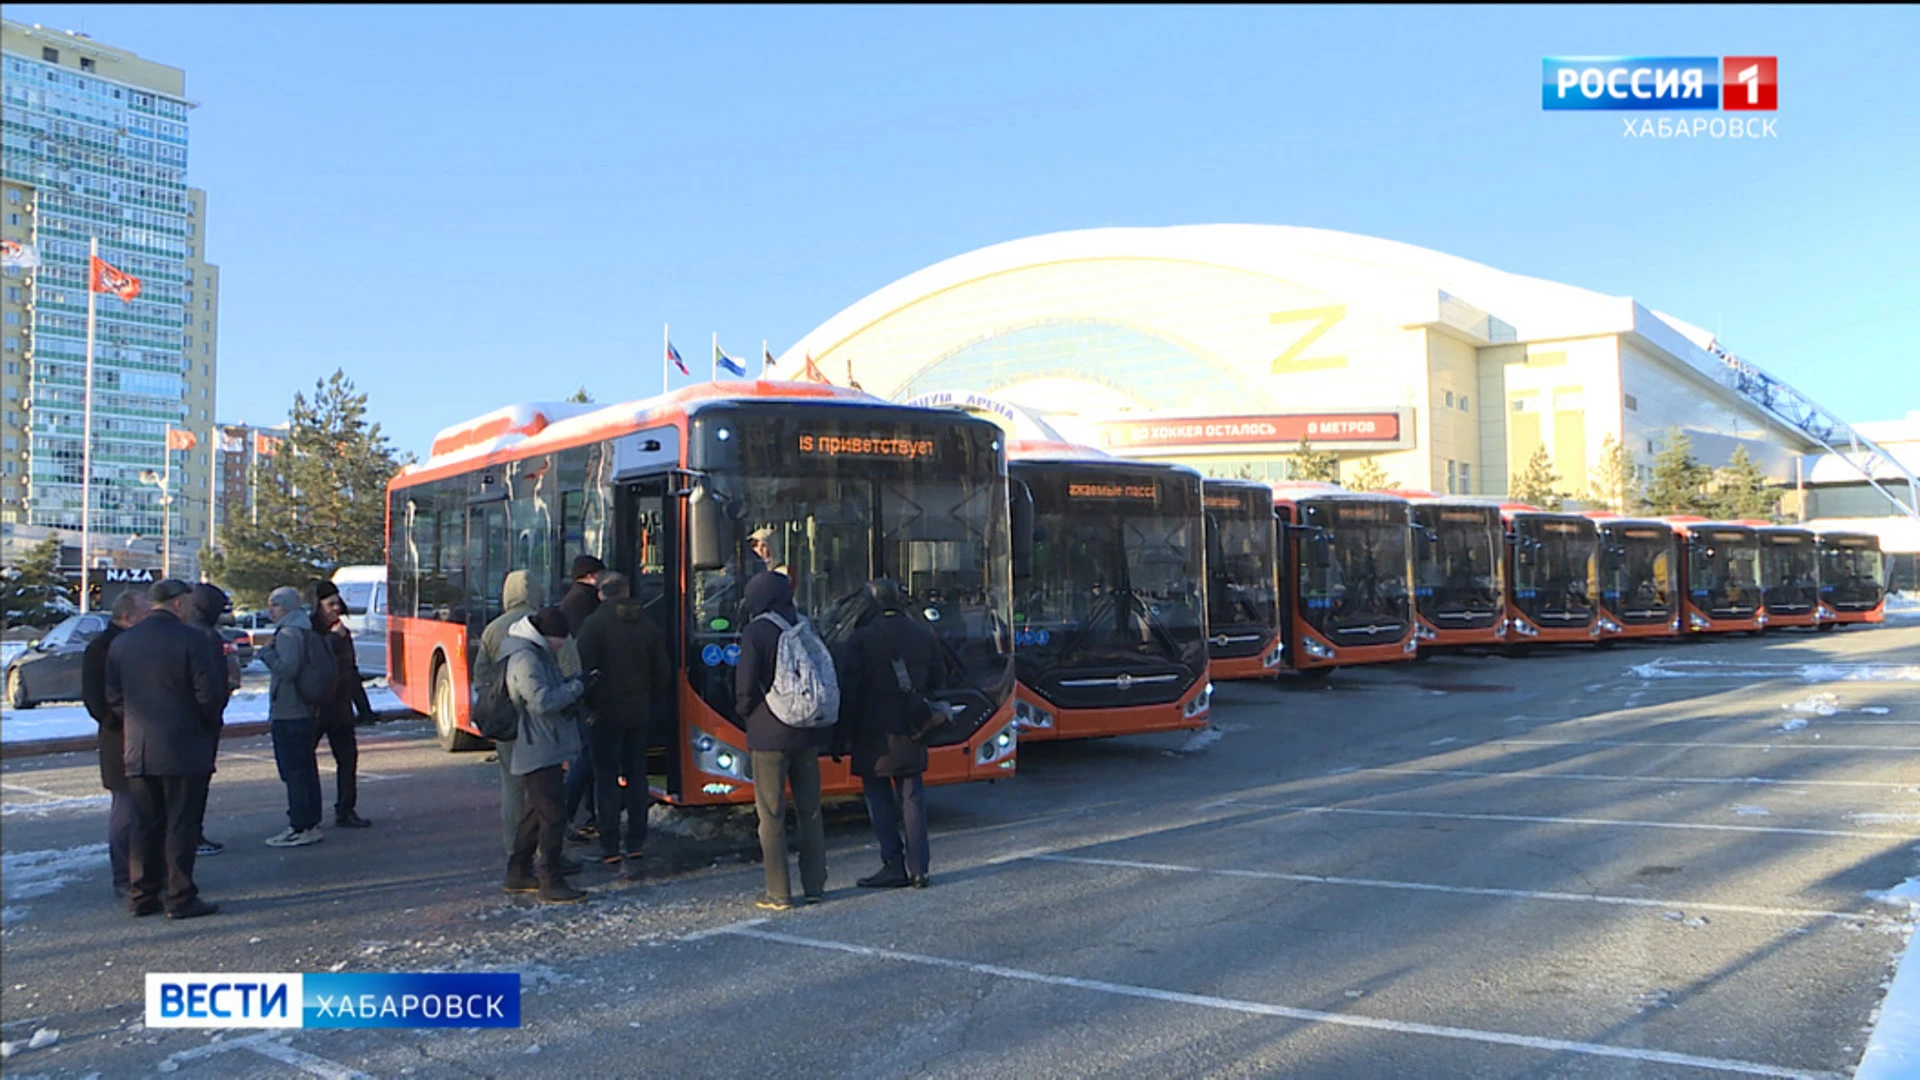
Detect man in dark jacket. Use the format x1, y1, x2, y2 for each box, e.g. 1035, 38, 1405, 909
558, 555, 605, 838
184, 583, 234, 857
83, 590, 149, 897
836, 578, 942, 889
734, 571, 830, 909
105, 579, 224, 919
312, 581, 373, 828
575, 572, 670, 874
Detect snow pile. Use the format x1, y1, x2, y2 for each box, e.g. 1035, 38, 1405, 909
1884, 593, 1920, 623
1869, 876, 1920, 916
1176, 726, 1225, 754
1783, 692, 1842, 717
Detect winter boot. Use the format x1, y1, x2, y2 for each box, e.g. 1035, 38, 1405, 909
504, 862, 539, 894
538, 879, 588, 904
858, 860, 910, 889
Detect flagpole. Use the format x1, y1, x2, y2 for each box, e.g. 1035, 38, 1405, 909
662, 323, 669, 396
161, 428, 173, 579
80, 237, 97, 613
207, 423, 218, 569
762, 340, 769, 380
711, 332, 718, 383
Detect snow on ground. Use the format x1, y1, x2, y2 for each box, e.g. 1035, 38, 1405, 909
1, 683, 409, 744
1, 843, 108, 928
1885, 592, 1920, 623
1629, 658, 1920, 682
1858, 875, 1920, 1080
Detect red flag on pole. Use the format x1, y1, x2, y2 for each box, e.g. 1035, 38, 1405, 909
165, 428, 198, 450
90, 256, 142, 303
800, 353, 832, 384
254, 432, 281, 456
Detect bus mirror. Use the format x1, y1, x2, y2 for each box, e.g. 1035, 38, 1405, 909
1010, 480, 1035, 579
688, 481, 731, 572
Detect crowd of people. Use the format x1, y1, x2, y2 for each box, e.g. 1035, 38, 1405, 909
481, 558, 945, 909
82, 578, 372, 919
80, 555, 951, 917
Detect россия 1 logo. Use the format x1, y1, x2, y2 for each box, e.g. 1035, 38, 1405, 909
1542, 57, 1777, 110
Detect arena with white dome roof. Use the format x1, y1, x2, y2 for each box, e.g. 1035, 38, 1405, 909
784, 225, 1832, 501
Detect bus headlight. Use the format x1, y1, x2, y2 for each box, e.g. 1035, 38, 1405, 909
1261, 642, 1285, 668
1510, 618, 1539, 638
1598, 617, 1623, 634
692, 729, 751, 780
1689, 612, 1711, 631
1817, 605, 1835, 621
1403, 635, 1420, 654
1494, 620, 1508, 638
1014, 700, 1054, 730
1183, 683, 1213, 719
1755, 611, 1769, 626
1415, 622, 1437, 642
1302, 637, 1334, 660
976, 722, 1017, 765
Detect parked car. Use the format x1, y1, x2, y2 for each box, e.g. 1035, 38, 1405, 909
5, 612, 109, 709
331, 565, 388, 679
218, 625, 255, 668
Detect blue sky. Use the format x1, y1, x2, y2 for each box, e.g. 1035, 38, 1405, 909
9, 4, 1917, 458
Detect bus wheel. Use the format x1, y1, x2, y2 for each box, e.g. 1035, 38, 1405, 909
431, 662, 487, 753
1816, 622, 1837, 633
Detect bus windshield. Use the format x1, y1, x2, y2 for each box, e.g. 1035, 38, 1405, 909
1297, 499, 1412, 646
1413, 506, 1500, 628
1512, 517, 1596, 627
1689, 529, 1762, 617
1760, 534, 1819, 615
1821, 541, 1885, 610
689, 410, 1012, 744
1204, 485, 1278, 655
1603, 527, 1675, 622
1014, 464, 1206, 704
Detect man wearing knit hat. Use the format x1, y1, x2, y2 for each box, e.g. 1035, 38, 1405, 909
313, 580, 373, 828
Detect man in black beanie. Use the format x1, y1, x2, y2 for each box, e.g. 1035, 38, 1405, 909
313, 580, 373, 827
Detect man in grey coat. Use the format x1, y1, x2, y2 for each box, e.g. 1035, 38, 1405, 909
256, 585, 324, 848
498, 606, 589, 904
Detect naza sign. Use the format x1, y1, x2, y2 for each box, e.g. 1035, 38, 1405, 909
104, 567, 157, 584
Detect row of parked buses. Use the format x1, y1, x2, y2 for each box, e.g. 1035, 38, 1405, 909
384, 385, 1890, 811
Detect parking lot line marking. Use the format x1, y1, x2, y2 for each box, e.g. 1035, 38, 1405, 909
1249, 804, 1920, 841
720, 925, 1836, 1079
0, 782, 68, 799
1355, 765, 1912, 791
1496, 738, 1920, 753
159, 1033, 371, 1079
1030, 854, 1894, 924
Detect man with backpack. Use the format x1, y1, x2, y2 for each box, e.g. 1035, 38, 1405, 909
576, 572, 670, 875
734, 571, 837, 910
256, 585, 334, 848
836, 578, 943, 890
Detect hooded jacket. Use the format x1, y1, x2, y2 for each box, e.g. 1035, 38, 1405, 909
257, 606, 316, 721
499, 616, 586, 774
479, 570, 580, 677
576, 596, 670, 725
835, 607, 943, 778
733, 571, 827, 753
192, 583, 240, 701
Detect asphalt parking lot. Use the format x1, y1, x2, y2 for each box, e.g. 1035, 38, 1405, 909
3, 623, 1917, 1078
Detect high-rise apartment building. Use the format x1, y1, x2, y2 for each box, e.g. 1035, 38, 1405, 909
1, 20, 219, 581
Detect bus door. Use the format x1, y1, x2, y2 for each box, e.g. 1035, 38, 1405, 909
464, 496, 508, 675
614, 476, 681, 797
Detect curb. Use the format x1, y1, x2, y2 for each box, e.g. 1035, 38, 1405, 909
0, 708, 424, 761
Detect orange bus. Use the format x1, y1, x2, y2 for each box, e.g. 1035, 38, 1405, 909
1666, 518, 1765, 633
1273, 482, 1418, 674
384, 383, 1019, 806
1755, 525, 1821, 629
1007, 442, 1211, 739
1501, 506, 1601, 646
1201, 479, 1285, 680
1403, 494, 1506, 649
1815, 531, 1887, 628
1586, 514, 1681, 639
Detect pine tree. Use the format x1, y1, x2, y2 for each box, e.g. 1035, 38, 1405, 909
1643, 428, 1712, 515
1509, 445, 1564, 509
2, 536, 74, 630
1708, 445, 1779, 521
1588, 433, 1638, 511
203, 371, 408, 607
1289, 436, 1341, 483
567, 386, 593, 404
1346, 457, 1392, 492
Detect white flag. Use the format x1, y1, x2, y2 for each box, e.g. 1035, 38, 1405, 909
0, 240, 40, 272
